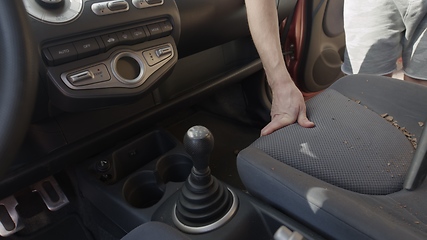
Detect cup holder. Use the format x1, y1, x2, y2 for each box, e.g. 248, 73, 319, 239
157, 154, 193, 183
123, 171, 165, 208
123, 154, 192, 208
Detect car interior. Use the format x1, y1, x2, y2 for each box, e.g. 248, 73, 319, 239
1, 0, 427, 240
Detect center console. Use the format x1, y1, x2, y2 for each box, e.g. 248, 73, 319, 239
76, 127, 324, 239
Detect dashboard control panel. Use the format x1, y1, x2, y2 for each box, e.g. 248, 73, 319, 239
24, 0, 180, 111
60, 43, 174, 90
43, 20, 173, 66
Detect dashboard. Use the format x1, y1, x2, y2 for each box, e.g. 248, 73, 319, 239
23, 0, 296, 113
1, 0, 296, 196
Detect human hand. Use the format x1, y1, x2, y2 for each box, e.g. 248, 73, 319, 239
261, 81, 315, 136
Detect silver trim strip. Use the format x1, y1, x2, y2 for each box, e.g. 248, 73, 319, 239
172, 188, 239, 234
111, 52, 145, 85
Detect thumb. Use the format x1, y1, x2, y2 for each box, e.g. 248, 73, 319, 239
297, 109, 315, 128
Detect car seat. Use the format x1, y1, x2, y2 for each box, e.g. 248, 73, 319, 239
237, 75, 427, 240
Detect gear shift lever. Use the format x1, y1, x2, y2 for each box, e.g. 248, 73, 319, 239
183, 125, 213, 173
173, 126, 238, 234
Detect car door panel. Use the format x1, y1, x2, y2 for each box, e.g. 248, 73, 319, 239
285, 0, 345, 93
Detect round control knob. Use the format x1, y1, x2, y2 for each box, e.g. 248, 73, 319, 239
36, 0, 64, 9
183, 126, 214, 173
24, 0, 84, 24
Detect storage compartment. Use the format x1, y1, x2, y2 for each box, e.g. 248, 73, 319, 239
92, 129, 177, 184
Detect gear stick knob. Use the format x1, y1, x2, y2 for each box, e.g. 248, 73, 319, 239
174, 126, 238, 234
183, 126, 214, 173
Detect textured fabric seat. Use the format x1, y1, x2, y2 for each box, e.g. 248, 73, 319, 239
237, 75, 427, 240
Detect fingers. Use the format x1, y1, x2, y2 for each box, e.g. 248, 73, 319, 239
260, 114, 295, 136
261, 111, 314, 136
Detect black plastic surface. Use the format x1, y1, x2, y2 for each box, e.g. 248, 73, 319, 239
176, 0, 297, 58
75, 129, 191, 231
91, 129, 177, 184
0, 1, 38, 176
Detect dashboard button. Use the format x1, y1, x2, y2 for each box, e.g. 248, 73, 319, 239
143, 45, 173, 66
132, 0, 163, 8
67, 64, 110, 86
146, 0, 163, 4
147, 23, 162, 39
48, 43, 78, 65
117, 30, 134, 44
107, 0, 128, 11
92, 1, 129, 15
160, 21, 173, 36
73, 38, 100, 59
130, 27, 147, 42
155, 46, 172, 57
101, 33, 120, 49
68, 71, 94, 84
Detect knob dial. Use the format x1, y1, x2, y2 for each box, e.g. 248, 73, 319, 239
37, 0, 64, 8
40, 0, 63, 3
24, 0, 83, 24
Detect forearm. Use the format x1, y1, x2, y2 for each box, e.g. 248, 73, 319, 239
245, 0, 292, 88
245, 0, 314, 134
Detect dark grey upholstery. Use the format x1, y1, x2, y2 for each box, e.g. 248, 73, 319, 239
251, 88, 413, 195
121, 221, 190, 240
237, 75, 427, 240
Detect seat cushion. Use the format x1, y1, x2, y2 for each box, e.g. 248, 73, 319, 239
251, 87, 413, 195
